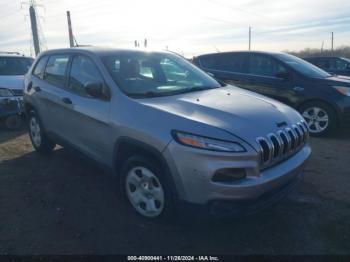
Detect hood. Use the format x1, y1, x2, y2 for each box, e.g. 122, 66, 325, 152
140, 86, 303, 143
320, 75, 350, 86
0, 75, 24, 89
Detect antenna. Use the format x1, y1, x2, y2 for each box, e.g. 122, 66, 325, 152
249, 26, 252, 51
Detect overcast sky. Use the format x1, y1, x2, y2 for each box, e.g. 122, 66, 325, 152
1, 0, 350, 57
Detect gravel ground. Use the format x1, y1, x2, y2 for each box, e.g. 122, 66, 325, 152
0, 127, 349, 255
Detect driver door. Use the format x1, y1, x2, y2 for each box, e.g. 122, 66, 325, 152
241, 54, 295, 105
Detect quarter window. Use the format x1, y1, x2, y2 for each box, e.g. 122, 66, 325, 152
33, 56, 48, 79
68, 55, 105, 97
44, 55, 69, 87
248, 55, 287, 77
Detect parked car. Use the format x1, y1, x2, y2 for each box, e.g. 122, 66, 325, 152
0, 52, 33, 130
0, 88, 24, 130
304, 56, 350, 77
24, 47, 311, 219
0, 52, 34, 96
193, 51, 350, 136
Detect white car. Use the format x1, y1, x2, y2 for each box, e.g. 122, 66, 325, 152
0, 52, 33, 129
0, 52, 34, 97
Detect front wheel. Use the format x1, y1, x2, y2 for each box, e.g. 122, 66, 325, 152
299, 102, 337, 136
121, 156, 174, 219
28, 110, 56, 153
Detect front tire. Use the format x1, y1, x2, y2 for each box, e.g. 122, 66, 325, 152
299, 102, 337, 136
28, 110, 55, 153
121, 155, 174, 220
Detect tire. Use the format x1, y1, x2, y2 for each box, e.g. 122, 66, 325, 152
5, 114, 23, 130
299, 101, 337, 137
120, 155, 175, 220
28, 110, 56, 153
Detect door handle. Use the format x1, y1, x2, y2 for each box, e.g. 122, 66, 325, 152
293, 86, 304, 92
34, 86, 41, 92
62, 97, 72, 105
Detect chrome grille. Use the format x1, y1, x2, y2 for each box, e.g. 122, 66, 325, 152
256, 121, 309, 167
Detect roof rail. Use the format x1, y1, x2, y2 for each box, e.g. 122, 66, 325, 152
0, 51, 24, 56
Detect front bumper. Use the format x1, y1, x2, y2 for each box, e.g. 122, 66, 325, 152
163, 141, 311, 206
0, 97, 23, 118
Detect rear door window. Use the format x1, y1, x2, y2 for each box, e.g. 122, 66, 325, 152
44, 55, 70, 87
248, 54, 287, 77
314, 59, 330, 70
200, 54, 245, 73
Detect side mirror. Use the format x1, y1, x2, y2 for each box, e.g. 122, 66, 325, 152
275, 71, 290, 80
84, 81, 104, 98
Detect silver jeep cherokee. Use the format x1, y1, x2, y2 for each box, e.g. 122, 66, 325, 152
24, 47, 311, 219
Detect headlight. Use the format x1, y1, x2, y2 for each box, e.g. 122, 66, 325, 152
172, 131, 246, 152
0, 88, 14, 97
332, 86, 350, 96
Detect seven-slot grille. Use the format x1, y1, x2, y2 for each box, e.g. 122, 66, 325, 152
256, 121, 309, 167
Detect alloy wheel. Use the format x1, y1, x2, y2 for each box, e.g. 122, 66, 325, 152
29, 117, 42, 147
302, 107, 329, 134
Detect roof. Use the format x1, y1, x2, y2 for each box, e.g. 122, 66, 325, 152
195, 50, 286, 58
303, 56, 342, 59
39, 46, 171, 57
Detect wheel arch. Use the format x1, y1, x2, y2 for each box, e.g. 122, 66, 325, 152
112, 137, 179, 197
296, 98, 340, 124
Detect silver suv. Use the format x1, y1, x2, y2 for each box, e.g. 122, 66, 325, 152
24, 47, 311, 219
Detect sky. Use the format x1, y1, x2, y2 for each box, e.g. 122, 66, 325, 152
0, 0, 350, 57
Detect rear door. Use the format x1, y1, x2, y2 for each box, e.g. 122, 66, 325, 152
242, 53, 295, 105
198, 53, 248, 87
40, 54, 72, 136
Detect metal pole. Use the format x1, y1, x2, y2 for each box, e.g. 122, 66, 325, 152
331, 32, 334, 52
67, 11, 74, 47
29, 5, 40, 56
249, 26, 251, 51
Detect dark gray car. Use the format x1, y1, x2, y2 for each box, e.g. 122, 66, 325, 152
24, 47, 311, 219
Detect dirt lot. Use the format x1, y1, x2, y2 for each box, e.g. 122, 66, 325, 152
0, 127, 349, 255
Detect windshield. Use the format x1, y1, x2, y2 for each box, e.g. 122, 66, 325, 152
102, 52, 221, 98
0, 57, 34, 76
277, 53, 332, 78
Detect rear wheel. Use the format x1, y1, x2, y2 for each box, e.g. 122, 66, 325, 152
28, 110, 55, 153
121, 155, 174, 219
299, 102, 336, 136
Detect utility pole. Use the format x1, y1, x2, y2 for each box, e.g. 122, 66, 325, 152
248, 26, 252, 51
29, 5, 40, 55
331, 32, 334, 53
321, 41, 324, 53
67, 11, 74, 47
144, 38, 148, 48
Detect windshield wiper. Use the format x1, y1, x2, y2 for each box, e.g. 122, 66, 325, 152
175, 85, 220, 95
